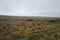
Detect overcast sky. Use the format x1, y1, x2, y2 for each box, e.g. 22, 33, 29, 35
0, 0, 60, 17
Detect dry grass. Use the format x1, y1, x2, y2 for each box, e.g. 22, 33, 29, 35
0, 18, 60, 40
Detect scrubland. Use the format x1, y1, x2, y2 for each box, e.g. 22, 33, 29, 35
0, 17, 60, 40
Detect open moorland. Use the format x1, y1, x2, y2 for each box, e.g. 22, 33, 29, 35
0, 16, 60, 40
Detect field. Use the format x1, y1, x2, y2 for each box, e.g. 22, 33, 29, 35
0, 16, 60, 40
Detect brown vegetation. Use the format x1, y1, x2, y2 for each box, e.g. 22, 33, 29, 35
0, 18, 60, 40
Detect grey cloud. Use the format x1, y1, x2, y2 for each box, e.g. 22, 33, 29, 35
0, 0, 60, 17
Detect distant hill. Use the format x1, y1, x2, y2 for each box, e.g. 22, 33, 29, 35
0, 15, 60, 20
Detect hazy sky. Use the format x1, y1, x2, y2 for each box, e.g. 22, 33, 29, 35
0, 0, 60, 17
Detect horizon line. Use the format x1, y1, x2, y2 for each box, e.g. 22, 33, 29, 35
0, 15, 60, 18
